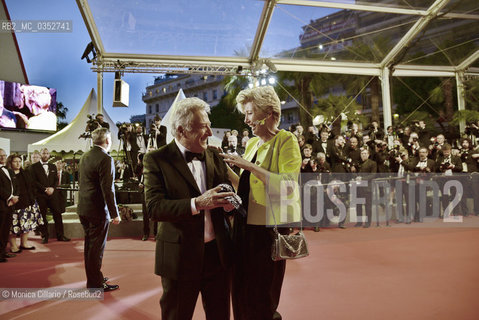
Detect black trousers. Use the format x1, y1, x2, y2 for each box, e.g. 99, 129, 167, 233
0, 209, 13, 256
232, 223, 286, 320
80, 216, 109, 288
37, 194, 64, 238
357, 189, 373, 225
159, 240, 230, 320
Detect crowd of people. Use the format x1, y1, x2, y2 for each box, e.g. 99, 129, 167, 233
0, 147, 72, 263
288, 119, 479, 228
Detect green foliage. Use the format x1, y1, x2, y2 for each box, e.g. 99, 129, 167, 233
311, 94, 365, 125
451, 110, 479, 125
56, 101, 68, 131
208, 95, 246, 131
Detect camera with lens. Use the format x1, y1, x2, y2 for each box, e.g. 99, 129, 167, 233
440, 161, 451, 171
85, 114, 100, 132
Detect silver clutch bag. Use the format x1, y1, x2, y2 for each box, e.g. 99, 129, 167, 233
271, 228, 309, 261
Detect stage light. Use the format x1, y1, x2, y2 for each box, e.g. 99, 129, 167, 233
318, 44, 323, 50
113, 71, 129, 107
248, 83, 254, 89
331, 57, 336, 61
261, 78, 267, 86
268, 77, 276, 85
81, 42, 96, 63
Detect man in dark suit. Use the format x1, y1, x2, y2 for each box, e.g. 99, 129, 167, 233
55, 160, 71, 214
0, 149, 19, 262
354, 148, 377, 228
144, 97, 235, 320
312, 130, 332, 164
128, 125, 147, 172
78, 127, 121, 292
412, 147, 436, 221
29, 148, 69, 243
435, 143, 463, 217
394, 151, 416, 223
330, 135, 349, 173
150, 115, 167, 149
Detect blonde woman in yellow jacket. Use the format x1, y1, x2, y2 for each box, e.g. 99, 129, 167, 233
222, 86, 302, 320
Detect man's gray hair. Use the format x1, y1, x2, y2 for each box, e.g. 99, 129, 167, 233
91, 127, 110, 145
170, 97, 210, 139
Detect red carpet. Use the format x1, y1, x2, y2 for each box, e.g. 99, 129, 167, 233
1, 220, 479, 320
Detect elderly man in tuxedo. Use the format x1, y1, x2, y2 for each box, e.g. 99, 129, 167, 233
29, 148, 69, 243
144, 97, 235, 320
78, 127, 121, 292
0, 149, 19, 262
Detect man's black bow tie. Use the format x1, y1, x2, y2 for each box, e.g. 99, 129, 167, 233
185, 151, 205, 162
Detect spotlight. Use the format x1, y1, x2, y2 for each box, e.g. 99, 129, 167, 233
261, 78, 267, 86
81, 42, 96, 63
264, 59, 277, 73
268, 77, 276, 85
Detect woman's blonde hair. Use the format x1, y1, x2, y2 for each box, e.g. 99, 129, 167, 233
236, 86, 281, 127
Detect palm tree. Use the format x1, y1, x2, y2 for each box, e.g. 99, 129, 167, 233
56, 101, 69, 130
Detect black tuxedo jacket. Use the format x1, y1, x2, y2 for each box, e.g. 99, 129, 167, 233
312, 139, 333, 158
156, 125, 167, 148
412, 158, 436, 173
129, 132, 147, 154
29, 161, 58, 198
143, 141, 233, 281
0, 167, 17, 214
435, 155, 462, 173
77, 146, 119, 220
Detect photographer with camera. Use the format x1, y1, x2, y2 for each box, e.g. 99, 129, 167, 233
412, 147, 435, 221
435, 144, 463, 217
345, 136, 361, 173
429, 134, 446, 160
394, 150, 416, 223
373, 140, 390, 173
330, 135, 348, 173
457, 138, 479, 216
407, 132, 421, 158
95, 113, 110, 129
148, 115, 167, 149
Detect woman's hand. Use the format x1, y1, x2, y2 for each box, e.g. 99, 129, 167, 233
220, 153, 252, 171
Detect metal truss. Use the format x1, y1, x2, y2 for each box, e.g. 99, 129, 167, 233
91, 61, 247, 76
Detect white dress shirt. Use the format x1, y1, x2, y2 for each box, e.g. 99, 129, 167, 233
175, 139, 215, 243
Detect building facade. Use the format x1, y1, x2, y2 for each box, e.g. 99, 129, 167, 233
142, 74, 225, 132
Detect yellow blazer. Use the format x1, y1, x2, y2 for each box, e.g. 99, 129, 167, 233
241, 129, 302, 226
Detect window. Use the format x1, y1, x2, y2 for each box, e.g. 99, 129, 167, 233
212, 89, 217, 100
156, 104, 159, 113
203, 91, 208, 101
148, 105, 152, 114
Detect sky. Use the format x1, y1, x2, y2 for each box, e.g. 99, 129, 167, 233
5, 0, 160, 124
4, 0, 339, 125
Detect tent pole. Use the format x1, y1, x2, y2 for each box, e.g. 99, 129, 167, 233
456, 71, 466, 133
97, 71, 103, 114
381, 67, 392, 132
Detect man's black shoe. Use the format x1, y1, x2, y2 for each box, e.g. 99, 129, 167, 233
103, 277, 109, 283
0, 257, 7, 263
102, 283, 119, 292
57, 236, 70, 242
42, 237, 48, 244
141, 235, 148, 241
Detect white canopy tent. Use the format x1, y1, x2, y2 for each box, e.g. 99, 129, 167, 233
28, 89, 121, 154
75, 0, 479, 131
160, 88, 224, 148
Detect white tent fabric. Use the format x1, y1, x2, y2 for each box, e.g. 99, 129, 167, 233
27, 89, 120, 153
162, 88, 186, 145
160, 89, 222, 148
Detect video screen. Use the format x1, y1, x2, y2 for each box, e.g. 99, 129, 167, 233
0, 80, 57, 131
